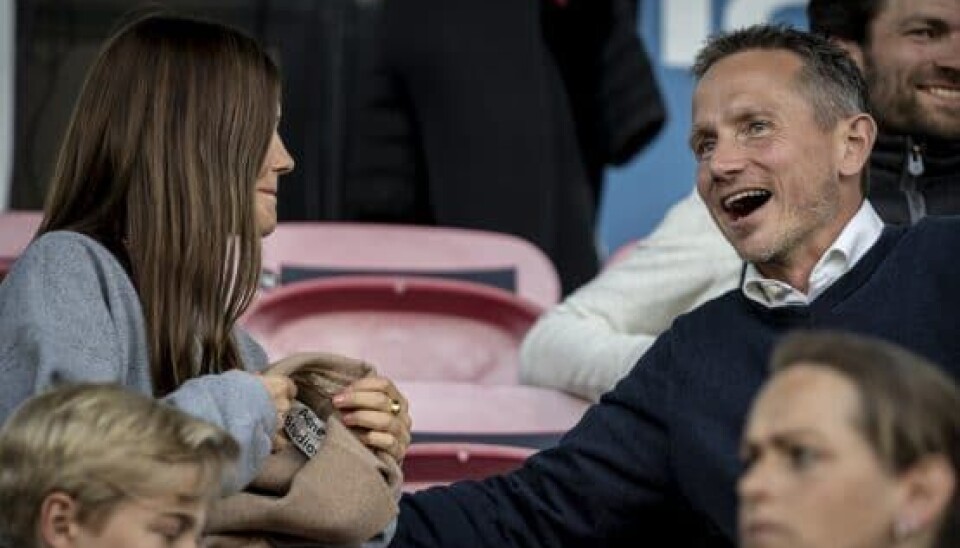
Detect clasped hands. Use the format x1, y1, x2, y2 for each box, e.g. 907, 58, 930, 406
255, 358, 412, 464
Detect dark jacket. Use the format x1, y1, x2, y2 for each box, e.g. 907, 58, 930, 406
870, 131, 960, 224
342, 0, 665, 294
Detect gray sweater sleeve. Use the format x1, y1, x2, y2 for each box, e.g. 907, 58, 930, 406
162, 370, 274, 492
0, 232, 275, 491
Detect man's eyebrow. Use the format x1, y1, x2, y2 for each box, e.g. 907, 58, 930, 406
729, 106, 776, 121
899, 15, 951, 32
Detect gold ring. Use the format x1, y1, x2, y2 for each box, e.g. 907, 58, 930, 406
389, 399, 401, 416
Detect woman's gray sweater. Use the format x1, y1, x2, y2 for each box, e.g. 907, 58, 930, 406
0, 231, 275, 492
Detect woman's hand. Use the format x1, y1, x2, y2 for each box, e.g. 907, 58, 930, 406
333, 376, 412, 462
255, 372, 297, 452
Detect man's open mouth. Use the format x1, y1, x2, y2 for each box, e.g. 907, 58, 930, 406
722, 189, 772, 220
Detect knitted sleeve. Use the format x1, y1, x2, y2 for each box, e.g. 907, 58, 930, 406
0, 231, 275, 492
394, 333, 682, 546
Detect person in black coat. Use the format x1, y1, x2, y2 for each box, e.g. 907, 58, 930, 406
342, 0, 665, 294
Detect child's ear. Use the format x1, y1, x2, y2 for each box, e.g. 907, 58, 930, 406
38, 491, 82, 548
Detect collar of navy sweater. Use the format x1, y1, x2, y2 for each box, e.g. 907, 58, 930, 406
871, 130, 960, 181
738, 224, 908, 320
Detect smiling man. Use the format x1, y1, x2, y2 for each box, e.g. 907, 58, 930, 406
390, 26, 960, 548
809, 0, 960, 223
520, 0, 960, 404
690, 43, 878, 304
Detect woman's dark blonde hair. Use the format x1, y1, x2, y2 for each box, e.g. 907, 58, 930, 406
38, 13, 280, 394
771, 330, 960, 547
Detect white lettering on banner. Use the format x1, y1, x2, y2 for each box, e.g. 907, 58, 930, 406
662, 0, 710, 67
660, 0, 805, 68
724, 0, 805, 31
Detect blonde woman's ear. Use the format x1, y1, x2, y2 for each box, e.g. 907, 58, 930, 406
38, 492, 81, 548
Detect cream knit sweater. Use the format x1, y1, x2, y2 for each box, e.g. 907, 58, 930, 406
519, 189, 743, 401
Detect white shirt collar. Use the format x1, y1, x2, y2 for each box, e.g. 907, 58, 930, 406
742, 201, 884, 308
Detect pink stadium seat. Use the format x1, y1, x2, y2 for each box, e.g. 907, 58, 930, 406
0, 211, 43, 280
261, 222, 561, 309
398, 380, 589, 443
0, 258, 14, 282
242, 276, 544, 383
242, 275, 591, 447
402, 443, 536, 492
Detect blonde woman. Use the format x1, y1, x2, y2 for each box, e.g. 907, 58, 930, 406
0, 12, 410, 499
740, 331, 960, 548
0, 383, 239, 548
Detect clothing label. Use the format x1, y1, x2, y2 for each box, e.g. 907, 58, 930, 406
283, 403, 327, 459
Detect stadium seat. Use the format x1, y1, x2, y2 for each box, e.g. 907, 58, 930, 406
243, 275, 590, 449
242, 275, 543, 384
261, 222, 561, 309
0, 211, 42, 280
402, 442, 535, 492
399, 380, 589, 449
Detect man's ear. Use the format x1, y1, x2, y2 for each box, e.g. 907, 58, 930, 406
38, 492, 81, 548
831, 37, 866, 71
895, 454, 956, 539
838, 113, 877, 180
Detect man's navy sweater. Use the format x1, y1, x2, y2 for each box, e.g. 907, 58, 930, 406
392, 217, 960, 547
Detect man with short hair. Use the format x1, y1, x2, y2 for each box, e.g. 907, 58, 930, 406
519, 0, 960, 402
808, 0, 960, 223
390, 26, 960, 547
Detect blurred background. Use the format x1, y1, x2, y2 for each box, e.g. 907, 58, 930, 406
0, 0, 807, 263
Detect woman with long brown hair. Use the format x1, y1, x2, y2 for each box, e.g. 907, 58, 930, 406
0, 11, 411, 502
